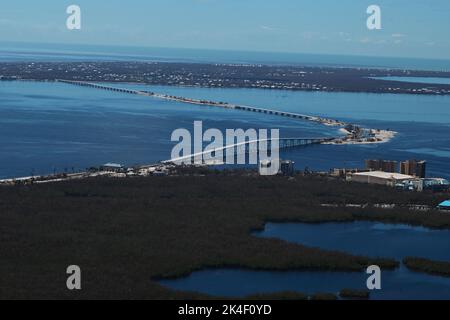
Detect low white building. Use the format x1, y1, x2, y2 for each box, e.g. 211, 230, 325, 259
347, 171, 414, 186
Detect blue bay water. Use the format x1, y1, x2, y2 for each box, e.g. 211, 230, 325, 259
0, 81, 334, 179
255, 221, 450, 261
159, 267, 450, 300
375, 76, 450, 85
160, 222, 450, 299
1, 81, 450, 179
109, 82, 450, 179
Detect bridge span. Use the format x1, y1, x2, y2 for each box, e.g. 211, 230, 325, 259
162, 136, 334, 165
58, 80, 346, 127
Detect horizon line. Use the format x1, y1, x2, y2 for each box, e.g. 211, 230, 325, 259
2, 40, 450, 64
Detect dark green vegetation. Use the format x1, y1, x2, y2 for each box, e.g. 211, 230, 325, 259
1, 172, 450, 299
403, 257, 450, 278
339, 289, 370, 300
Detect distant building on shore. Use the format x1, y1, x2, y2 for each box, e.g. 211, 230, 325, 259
347, 171, 414, 187
330, 168, 367, 178
259, 160, 272, 175
279, 160, 295, 176
438, 200, 450, 211
400, 160, 427, 178
365, 159, 398, 173
100, 163, 125, 172
258, 159, 295, 176
364, 159, 427, 178
422, 178, 450, 192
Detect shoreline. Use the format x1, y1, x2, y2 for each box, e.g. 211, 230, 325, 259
324, 128, 398, 145
2, 59, 450, 96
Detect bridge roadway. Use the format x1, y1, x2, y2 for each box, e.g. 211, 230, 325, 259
162, 136, 334, 165
58, 80, 345, 127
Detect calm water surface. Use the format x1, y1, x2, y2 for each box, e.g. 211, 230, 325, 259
375, 76, 450, 85
255, 221, 450, 261
1, 81, 450, 179
2, 44, 450, 70
159, 267, 450, 300
160, 222, 450, 299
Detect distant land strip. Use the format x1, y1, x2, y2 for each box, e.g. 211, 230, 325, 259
1, 61, 450, 95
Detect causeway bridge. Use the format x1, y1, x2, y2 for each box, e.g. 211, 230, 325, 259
58, 80, 345, 126
163, 136, 334, 165
58, 80, 341, 167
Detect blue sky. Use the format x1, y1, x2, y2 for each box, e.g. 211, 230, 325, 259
0, 0, 449, 59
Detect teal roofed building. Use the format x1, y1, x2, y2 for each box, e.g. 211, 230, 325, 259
438, 200, 450, 210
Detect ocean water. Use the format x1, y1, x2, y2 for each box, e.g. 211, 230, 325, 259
1, 80, 450, 179
0, 81, 334, 179
2, 43, 450, 70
